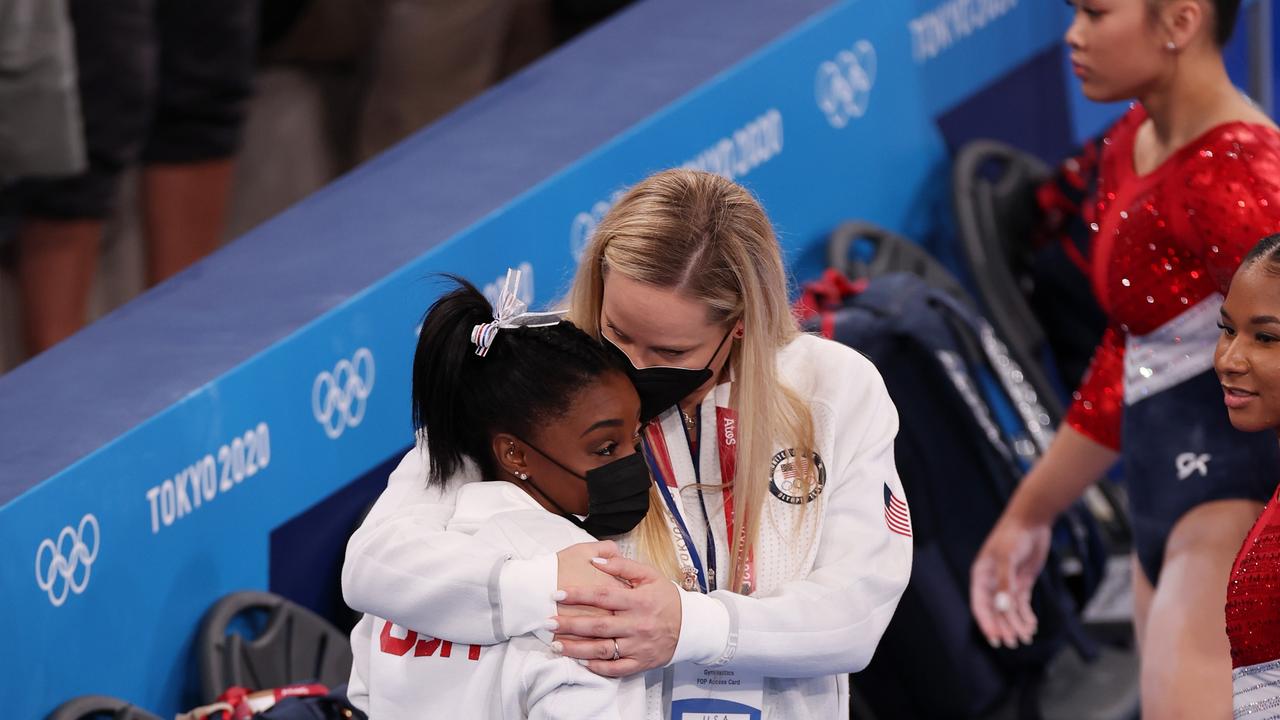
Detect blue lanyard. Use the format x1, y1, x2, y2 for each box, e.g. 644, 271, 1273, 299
685, 406, 719, 593
643, 434, 711, 594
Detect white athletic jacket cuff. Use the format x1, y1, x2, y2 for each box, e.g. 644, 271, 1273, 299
498, 553, 557, 639
671, 586, 731, 665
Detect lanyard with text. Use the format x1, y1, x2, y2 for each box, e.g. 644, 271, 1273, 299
657, 390, 764, 718
642, 383, 754, 596
643, 431, 708, 593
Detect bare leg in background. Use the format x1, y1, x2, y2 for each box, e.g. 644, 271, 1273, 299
142, 159, 234, 285
16, 218, 101, 353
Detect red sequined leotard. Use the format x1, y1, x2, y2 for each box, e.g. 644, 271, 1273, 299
1065, 105, 1280, 711
1065, 105, 1280, 449
1227, 491, 1280, 711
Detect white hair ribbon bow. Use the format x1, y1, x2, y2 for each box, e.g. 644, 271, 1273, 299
470, 268, 565, 357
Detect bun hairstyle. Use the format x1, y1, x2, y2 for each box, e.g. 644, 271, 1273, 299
412, 276, 621, 486
1210, 0, 1242, 47
1151, 0, 1241, 46
1242, 233, 1280, 276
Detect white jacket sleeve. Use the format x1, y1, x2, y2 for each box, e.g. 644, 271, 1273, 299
341, 449, 557, 645
345, 615, 372, 713
489, 508, 627, 720
680, 366, 912, 677
520, 646, 624, 720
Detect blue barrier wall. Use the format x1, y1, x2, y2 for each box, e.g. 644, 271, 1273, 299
0, 0, 1264, 715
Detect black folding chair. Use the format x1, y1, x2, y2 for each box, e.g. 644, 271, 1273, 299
827, 220, 973, 308
951, 141, 1064, 414
197, 590, 353, 703
45, 696, 161, 720
952, 140, 1131, 551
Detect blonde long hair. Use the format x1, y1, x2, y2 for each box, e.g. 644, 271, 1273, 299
568, 169, 818, 592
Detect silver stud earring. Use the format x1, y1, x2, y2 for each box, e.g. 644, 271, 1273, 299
1166, 41, 1177, 51
514, 470, 528, 480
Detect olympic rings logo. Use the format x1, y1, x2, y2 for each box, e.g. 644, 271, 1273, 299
34, 514, 100, 607
312, 347, 375, 440
815, 40, 877, 129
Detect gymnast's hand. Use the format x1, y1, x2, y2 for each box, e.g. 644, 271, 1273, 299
552, 541, 681, 678
970, 515, 1050, 649
553, 541, 624, 623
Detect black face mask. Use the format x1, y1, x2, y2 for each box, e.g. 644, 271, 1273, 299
603, 327, 734, 423
517, 440, 651, 538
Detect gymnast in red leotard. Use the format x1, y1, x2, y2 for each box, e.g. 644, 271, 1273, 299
972, 1, 1280, 716
1218, 234, 1280, 716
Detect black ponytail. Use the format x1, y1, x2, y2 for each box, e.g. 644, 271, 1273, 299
412, 275, 623, 487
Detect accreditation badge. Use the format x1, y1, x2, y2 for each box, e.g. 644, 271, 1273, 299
670, 661, 764, 720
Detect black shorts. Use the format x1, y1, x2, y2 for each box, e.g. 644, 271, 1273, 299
1123, 369, 1279, 585
13, 0, 256, 219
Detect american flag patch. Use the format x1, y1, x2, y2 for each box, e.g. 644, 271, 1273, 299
883, 484, 911, 538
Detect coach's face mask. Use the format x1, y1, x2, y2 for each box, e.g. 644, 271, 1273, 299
519, 440, 651, 538
604, 327, 734, 423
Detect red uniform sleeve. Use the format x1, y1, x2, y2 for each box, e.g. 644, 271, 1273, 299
1034, 136, 1102, 275
1178, 133, 1280, 293
1054, 113, 1136, 450
1065, 326, 1125, 450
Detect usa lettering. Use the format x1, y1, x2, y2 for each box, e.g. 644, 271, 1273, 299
380, 620, 482, 661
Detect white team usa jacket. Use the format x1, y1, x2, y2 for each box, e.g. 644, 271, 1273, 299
343, 333, 913, 719
348, 482, 647, 718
